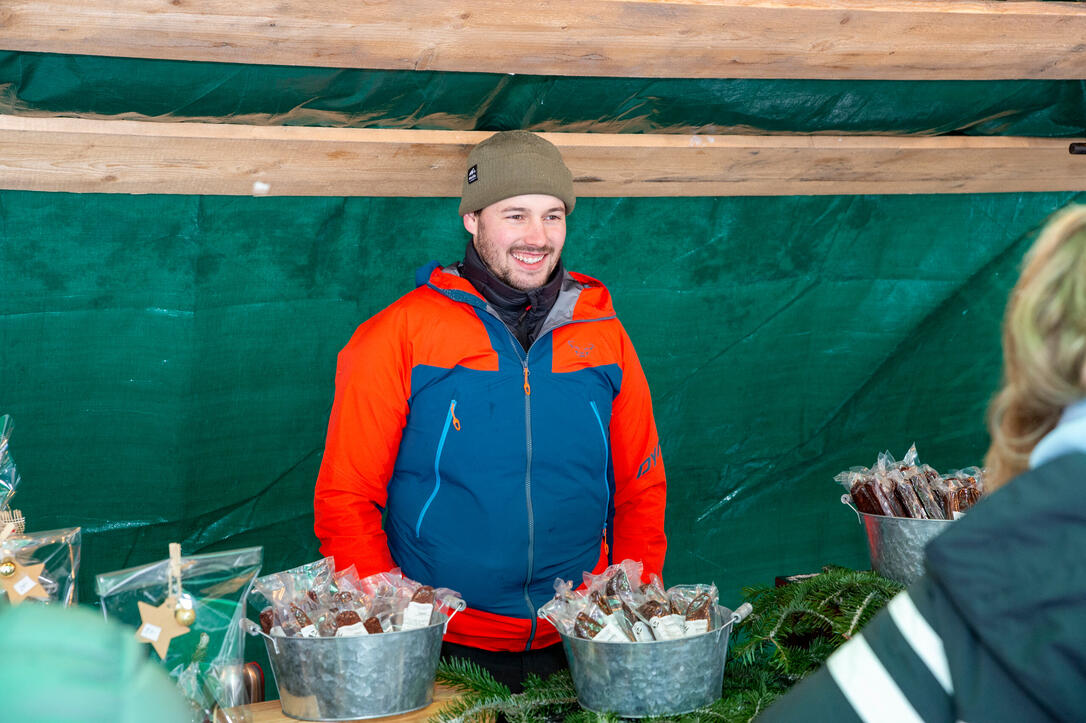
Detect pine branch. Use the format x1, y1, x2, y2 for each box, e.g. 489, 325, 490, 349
431, 568, 901, 723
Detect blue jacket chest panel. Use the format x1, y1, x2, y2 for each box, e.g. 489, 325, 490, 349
385, 307, 622, 617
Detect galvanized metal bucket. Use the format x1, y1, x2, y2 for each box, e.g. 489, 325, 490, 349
557, 603, 752, 718
841, 494, 953, 585
243, 615, 447, 722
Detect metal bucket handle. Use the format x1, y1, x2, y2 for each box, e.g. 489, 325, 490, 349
841, 494, 863, 524
443, 598, 467, 634
242, 618, 281, 654
728, 602, 753, 628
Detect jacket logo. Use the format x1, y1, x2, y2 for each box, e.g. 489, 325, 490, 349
637, 444, 661, 479
567, 341, 594, 358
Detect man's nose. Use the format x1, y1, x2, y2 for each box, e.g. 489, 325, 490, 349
524, 218, 547, 245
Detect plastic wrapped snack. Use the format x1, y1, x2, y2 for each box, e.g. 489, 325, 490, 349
839, 445, 985, 520
542, 562, 722, 643
668, 584, 720, 637
0, 526, 80, 606
251, 562, 462, 638
837, 470, 897, 517
96, 545, 263, 722
943, 468, 984, 518
0, 415, 21, 512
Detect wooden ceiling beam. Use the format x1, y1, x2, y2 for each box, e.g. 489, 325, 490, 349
1, 116, 1083, 197
1, 0, 1084, 80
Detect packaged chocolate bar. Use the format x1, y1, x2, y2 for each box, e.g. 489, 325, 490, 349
537, 578, 586, 636
889, 469, 929, 519
540, 560, 724, 643
251, 561, 462, 638
668, 584, 719, 636
839, 445, 985, 520
839, 472, 898, 517
943, 468, 984, 518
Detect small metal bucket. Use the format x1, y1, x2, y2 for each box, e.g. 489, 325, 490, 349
557, 603, 752, 718
841, 494, 952, 585
243, 616, 446, 722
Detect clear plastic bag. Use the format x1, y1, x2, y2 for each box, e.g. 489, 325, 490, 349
251, 561, 463, 638
540, 561, 721, 643
0, 415, 22, 512
96, 545, 263, 722
839, 444, 985, 519
0, 526, 80, 606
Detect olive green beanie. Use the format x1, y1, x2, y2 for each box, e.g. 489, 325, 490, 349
458, 130, 576, 216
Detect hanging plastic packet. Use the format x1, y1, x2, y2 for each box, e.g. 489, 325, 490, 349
908, 464, 946, 520
668, 584, 719, 637
943, 468, 984, 518
538, 578, 586, 636
0, 524, 80, 606
0, 416, 20, 513
97, 544, 262, 722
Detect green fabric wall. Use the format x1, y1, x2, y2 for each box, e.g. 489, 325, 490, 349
5, 189, 1081, 604
1, 52, 1083, 676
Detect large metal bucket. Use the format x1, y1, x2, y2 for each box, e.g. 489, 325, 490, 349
842, 494, 952, 585
557, 603, 752, 718
244, 616, 446, 722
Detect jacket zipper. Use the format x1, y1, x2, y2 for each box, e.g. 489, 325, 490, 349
472, 296, 613, 650
589, 401, 610, 539
415, 399, 459, 537
520, 357, 536, 650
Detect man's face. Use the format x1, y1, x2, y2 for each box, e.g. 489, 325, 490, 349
463, 194, 567, 291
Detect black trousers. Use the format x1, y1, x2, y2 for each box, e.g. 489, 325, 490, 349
441, 641, 568, 694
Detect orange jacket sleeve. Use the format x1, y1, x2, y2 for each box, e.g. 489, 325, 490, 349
313, 305, 410, 576
608, 324, 667, 580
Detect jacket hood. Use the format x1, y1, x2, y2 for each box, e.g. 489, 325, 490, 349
924, 452, 1086, 719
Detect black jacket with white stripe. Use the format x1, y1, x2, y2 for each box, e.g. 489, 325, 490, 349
761, 452, 1086, 723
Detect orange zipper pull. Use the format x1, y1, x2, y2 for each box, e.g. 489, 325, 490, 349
451, 401, 461, 430
523, 366, 531, 396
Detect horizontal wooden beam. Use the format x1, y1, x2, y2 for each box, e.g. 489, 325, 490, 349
0, 116, 1083, 197
1, 0, 1084, 80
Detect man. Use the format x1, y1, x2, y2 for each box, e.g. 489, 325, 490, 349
314, 130, 667, 689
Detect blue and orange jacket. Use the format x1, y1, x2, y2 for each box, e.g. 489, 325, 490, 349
314, 265, 667, 651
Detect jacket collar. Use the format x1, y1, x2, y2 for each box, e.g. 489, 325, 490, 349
1030, 398, 1086, 469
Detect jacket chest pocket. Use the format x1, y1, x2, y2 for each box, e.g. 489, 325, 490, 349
414, 399, 459, 536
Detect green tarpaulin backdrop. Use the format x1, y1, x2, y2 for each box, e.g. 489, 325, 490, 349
1, 50, 1083, 679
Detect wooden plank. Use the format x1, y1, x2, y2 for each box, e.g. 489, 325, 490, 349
0, 116, 1083, 197
216, 684, 459, 723
0, 0, 1084, 80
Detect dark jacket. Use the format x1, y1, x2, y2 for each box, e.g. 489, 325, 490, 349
761, 452, 1086, 722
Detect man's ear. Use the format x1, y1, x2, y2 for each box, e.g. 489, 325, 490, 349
463, 212, 479, 235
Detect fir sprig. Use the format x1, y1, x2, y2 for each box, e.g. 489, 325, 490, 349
431, 567, 902, 723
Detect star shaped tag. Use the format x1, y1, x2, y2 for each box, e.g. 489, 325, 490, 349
136, 595, 192, 659
0, 559, 48, 605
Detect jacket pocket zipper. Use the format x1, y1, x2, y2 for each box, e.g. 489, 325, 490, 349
415, 400, 459, 537
589, 401, 610, 535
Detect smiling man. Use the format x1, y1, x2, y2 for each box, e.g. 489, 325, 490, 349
314, 130, 667, 690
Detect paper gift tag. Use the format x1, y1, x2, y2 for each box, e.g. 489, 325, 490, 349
0, 559, 48, 605
136, 595, 192, 659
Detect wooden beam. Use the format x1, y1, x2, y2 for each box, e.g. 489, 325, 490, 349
1, 0, 1084, 80
0, 116, 1083, 197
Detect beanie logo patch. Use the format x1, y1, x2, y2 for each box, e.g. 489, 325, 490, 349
467, 165, 478, 184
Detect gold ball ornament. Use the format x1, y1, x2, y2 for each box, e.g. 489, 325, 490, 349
175, 606, 197, 627
0, 560, 15, 577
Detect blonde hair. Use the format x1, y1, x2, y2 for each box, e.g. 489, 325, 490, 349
984, 204, 1086, 490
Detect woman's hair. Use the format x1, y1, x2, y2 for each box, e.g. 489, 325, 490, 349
984, 204, 1086, 490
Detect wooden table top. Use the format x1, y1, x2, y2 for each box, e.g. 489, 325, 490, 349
218, 684, 459, 723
